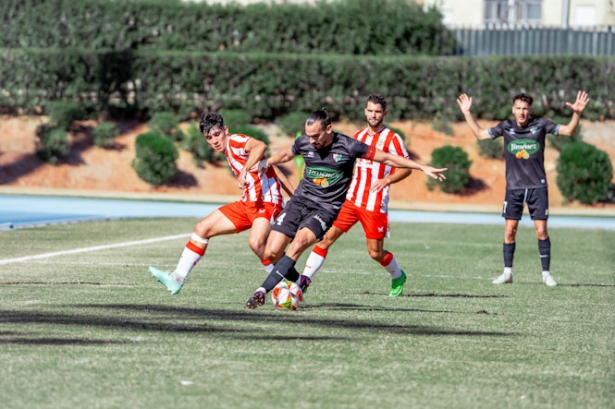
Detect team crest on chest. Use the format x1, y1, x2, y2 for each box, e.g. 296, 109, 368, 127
333, 154, 343, 162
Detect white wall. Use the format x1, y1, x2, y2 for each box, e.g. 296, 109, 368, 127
425, 0, 615, 27
423, 0, 484, 26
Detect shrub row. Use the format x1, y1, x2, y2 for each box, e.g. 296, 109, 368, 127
2, 49, 613, 122
428, 143, 612, 205
0, 0, 453, 56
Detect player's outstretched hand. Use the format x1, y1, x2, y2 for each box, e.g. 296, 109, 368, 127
423, 166, 447, 181
456, 94, 473, 114
565, 91, 589, 114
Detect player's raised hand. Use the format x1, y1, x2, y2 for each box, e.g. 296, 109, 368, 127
456, 94, 473, 114
565, 91, 590, 115
423, 166, 447, 181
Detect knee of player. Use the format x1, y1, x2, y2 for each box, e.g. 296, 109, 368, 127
193, 220, 213, 239
535, 227, 548, 239
248, 237, 266, 253
505, 227, 517, 240
368, 248, 384, 262
264, 247, 284, 263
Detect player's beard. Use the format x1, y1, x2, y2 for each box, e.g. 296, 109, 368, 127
367, 118, 382, 128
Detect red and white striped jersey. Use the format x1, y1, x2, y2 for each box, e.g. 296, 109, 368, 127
345, 126, 409, 213
224, 134, 284, 206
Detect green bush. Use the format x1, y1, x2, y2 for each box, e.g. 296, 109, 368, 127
181, 122, 215, 168
46, 101, 84, 130
35, 124, 70, 164
427, 145, 473, 193
132, 132, 178, 186
556, 142, 613, 204
477, 138, 504, 159
147, 112, 184, 142
275, 112, 310, 136
91, 122, 120, 148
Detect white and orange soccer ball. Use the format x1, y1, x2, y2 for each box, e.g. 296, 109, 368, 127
271, 280, 303, 310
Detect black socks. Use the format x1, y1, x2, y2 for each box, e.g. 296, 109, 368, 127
260, 255, 298, 293
503, 242, 516, 268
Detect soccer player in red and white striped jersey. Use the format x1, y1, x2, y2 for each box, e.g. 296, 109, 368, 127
301, 94, 413, 297
148, 113, 293, 295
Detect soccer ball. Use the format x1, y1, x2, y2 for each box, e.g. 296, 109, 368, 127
271, 280, 303, 310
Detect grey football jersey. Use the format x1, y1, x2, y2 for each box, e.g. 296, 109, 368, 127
488, 118, 560, 190
291, 132, 372, 211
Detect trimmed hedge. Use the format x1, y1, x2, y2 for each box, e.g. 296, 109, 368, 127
147, 112, 184, 142
91, 121, 120, 148
132, 131, 178, 185
427, 145, 472, 194
35, 123, 70, 164
477, 138, 504, 159
182, 122, 215, 168
556, 142, 613, 205
0, 0, 453, 56
1, 50, 614, 121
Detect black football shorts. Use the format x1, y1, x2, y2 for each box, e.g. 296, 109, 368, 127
271, 198, 339, 240
502, 187, 549, 220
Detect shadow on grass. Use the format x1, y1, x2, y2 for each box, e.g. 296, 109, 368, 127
388, 292, 505, 299
0, 304, 518, 340
301, 302, 502, 315
0, 337, 129, 346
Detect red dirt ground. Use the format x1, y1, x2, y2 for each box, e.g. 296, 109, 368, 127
1, 116, 614, 215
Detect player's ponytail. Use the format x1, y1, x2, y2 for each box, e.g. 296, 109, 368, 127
306, 108, 331, 128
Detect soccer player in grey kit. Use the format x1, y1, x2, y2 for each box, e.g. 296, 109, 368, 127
457, 91, 589, 287
245, 109, 447, 309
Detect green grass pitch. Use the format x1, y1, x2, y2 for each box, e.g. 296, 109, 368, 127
0, 218, 613, 408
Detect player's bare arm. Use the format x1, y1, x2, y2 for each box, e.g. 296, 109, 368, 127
457, 94, 491, 140
238, 137, 268, 188
373, 149, 446, 181
370, 168, 413, 193
558, 90, 590, 136
273, 165, 296, 197
265, 146, 296, 167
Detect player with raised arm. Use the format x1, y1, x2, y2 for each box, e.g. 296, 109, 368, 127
299, 94, 413, 297
148, 113, 293, 294
457, 91, 589, 287
244, 108, 447, 309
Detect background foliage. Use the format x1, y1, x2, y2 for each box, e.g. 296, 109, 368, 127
132, 131, 179, 185
1, 50, 613, 122
556, 142, 613, 204
0, 0, 453, 55
428, 145, 473, 193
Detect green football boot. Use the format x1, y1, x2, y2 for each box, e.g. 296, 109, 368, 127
149, 266, 182, 295
389, 270, 407, 298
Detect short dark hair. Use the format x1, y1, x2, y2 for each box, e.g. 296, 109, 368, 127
306, 108, 332, 129
366, 94, 386, 111
512, 93, 533, 106
199, 112, 225, 133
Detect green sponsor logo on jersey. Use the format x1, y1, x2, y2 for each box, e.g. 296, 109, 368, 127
507, 139, 540, 160
305, 166, 344, 188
